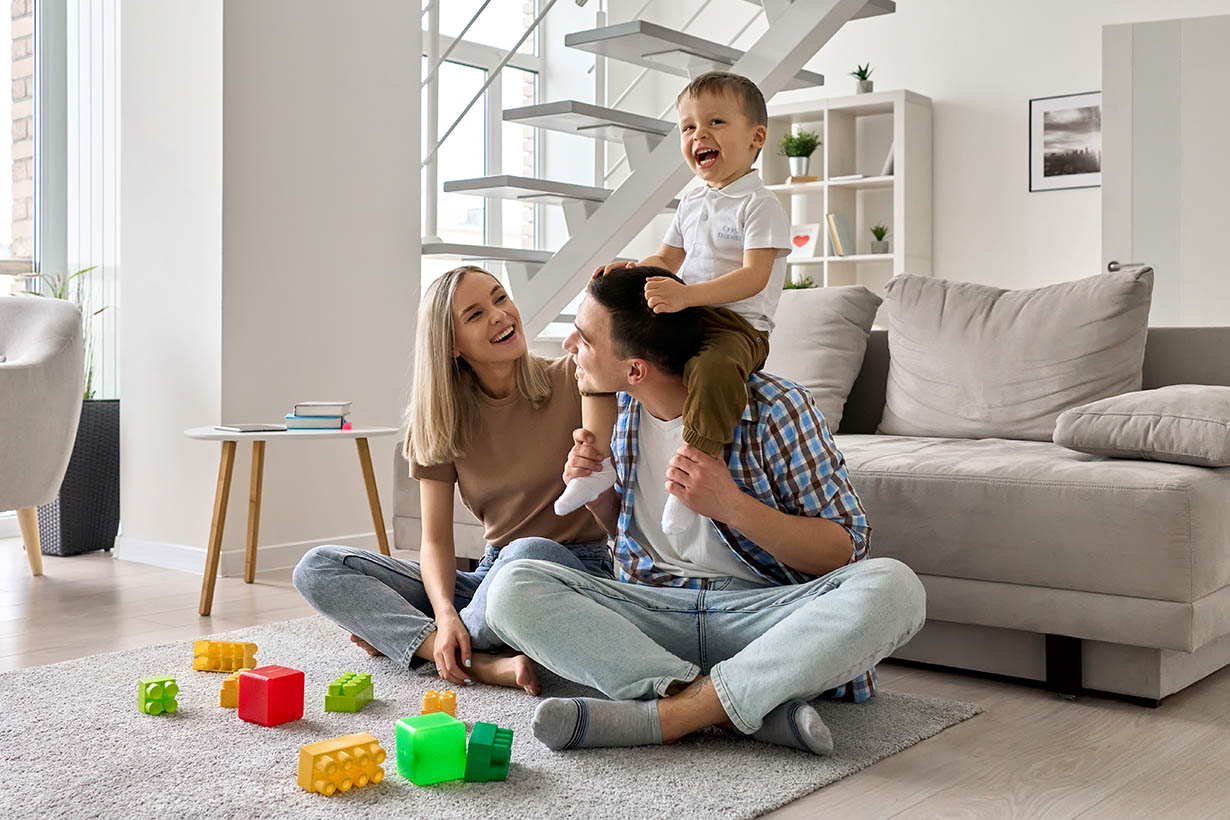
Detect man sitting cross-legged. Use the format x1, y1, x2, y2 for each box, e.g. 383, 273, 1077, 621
483, 266, 926, 754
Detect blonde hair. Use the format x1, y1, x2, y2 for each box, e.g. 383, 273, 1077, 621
403, 265, 553, 467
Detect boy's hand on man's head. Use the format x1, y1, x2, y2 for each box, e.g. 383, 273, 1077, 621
644, 276, 691, 314
592, 260, 637, 279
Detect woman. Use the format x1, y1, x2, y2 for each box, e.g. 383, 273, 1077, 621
293, 265, 611, 695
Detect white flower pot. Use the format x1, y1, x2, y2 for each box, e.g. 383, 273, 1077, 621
787, 156, 811, 177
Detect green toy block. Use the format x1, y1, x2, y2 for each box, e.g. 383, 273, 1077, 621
324, 672, 373, 713
138, 676, 179, 715
395, 712, 466, 785
464, 721, 513, 782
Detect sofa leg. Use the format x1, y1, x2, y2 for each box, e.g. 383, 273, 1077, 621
1045, 634, 1082, 701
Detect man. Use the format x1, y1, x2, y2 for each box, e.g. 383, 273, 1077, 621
484, 267, 926, 754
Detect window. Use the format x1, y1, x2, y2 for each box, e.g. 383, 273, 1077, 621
421, 2, 541, 295
1, 0, 34, 292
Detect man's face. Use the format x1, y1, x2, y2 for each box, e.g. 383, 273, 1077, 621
563, 295, 628, 394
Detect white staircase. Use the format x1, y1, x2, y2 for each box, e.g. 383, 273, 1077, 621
423, 0, 896, 338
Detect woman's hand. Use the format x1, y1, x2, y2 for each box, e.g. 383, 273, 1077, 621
563, 427, 606, 483
432, 612, 473, 686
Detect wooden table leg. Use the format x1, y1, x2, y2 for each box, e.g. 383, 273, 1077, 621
199, 439, 237, 616
244, 439, 266, 584
16, 507, 43, 576
355, 437, 391, 556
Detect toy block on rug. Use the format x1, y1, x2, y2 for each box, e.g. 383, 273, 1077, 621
219, 668, 251, 708
421, 688, 456, 717
238, 665, 304, 727
324, 673, 373, 713
395, 712, 466, 786
193, 640, 258, 672
297, 732, 387, 796
465, 721, 513, 782
138, 676, 179, 715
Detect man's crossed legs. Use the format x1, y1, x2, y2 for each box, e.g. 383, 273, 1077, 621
485, 555, 926, 754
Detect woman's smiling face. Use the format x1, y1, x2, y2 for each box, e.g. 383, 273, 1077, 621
451, 270, 526, 368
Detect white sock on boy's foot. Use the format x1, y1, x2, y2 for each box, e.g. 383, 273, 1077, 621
661, 493, 700, 536
554, 457, 617, 516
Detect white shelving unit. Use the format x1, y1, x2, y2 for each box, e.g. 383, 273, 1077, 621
761, 90, 932, 307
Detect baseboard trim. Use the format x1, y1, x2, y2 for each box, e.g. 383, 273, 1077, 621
115, 529, 396, 577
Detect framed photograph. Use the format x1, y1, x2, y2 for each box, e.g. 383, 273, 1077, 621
788, 223, 820, 258
1029, 91, 1101, 192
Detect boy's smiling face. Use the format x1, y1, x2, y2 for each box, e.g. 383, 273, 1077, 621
676, 89, 766, 188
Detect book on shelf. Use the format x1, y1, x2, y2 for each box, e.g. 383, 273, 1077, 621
880, 140, 895, 176
829, 173, 865, 181
826, 212, 854, 257
284, 413, 347, 430
293, 400, 352, 417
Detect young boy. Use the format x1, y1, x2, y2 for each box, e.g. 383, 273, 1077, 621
555, 71, 791, 535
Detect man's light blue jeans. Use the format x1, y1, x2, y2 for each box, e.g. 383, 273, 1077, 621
484, 556, 926, 734
293, 537, 613, 668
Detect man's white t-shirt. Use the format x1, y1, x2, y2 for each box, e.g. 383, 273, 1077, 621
626, 405, 764, 582
664, 170, 791, 333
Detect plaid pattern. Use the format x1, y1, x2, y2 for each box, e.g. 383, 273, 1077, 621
610, 372, 876, 702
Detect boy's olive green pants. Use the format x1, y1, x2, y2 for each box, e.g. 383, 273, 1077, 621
682, 307, 770, 457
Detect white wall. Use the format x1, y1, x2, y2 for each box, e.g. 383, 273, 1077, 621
119, 1, 419, 575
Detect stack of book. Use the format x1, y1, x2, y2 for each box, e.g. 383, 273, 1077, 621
285, 401, 352, 430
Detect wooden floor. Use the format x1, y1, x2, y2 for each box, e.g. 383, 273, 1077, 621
5, 539, 1229, 818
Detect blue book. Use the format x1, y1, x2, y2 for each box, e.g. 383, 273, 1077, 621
284, 413, 346, 430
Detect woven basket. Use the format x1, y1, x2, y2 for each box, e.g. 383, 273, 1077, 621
37, 399, 120, 556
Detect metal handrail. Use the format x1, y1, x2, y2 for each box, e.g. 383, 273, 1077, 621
422, 0, 560, 169
421, 0, 494, 88
602, 3, 762, 182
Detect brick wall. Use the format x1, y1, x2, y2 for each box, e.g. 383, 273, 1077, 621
11, 0, 31, 262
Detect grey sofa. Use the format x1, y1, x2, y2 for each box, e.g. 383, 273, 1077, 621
836, 327, 1230, 704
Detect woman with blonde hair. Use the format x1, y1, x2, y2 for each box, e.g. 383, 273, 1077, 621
294, 265, 611, 694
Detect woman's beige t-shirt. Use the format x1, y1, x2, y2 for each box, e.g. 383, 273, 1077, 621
411, 355, 607, 548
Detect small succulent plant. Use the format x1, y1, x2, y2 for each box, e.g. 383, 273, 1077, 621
850, 62, 873, 81
870, 225, 889, 241
778, 130, 821, 158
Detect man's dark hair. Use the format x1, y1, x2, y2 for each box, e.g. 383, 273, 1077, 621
587, 266, 704, 377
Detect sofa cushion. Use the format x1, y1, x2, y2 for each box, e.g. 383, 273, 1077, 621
836, 433, 1230, 603
878, 269, 1153, 440
764, 284, 881, 430
1054, 385, 1230, 467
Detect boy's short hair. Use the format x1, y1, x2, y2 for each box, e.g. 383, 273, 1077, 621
674, 71, 768, 127
587, 267, 704, 377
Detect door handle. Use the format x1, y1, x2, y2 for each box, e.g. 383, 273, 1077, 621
1107, 260, 1147, 272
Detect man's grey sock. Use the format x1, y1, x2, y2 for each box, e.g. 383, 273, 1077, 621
532, 697, 662, 750
746, 699, 834, 755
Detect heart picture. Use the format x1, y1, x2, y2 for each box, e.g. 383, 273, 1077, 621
788, 223, 820, 258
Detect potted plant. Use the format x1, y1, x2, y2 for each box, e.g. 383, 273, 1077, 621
850, 62, 874, 94
24, 267, 120, 556
870, 224, 890, 253
784, 274, 817, 289
778, 129, 821, 178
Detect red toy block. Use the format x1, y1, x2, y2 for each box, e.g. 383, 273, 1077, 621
237, 665, 304, 727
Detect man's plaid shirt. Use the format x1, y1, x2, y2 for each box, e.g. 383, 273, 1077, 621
609, 372, 876, 702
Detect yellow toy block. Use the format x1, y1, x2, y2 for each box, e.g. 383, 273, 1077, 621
219, 667, 251, 708
297, 732, 387, 796
193, 640, 257, 672
421, 689, 456, 717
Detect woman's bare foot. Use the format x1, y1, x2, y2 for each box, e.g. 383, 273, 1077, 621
349, 634, 385, 657
467, 652, 541, 696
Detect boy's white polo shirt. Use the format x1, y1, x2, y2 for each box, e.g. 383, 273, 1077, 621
664, 170, 791, 333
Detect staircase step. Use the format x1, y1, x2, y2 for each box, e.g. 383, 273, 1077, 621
444, 175, 679, 210
504, 100, 674, 144
739, 0, 895, 20
565, 21, 824, 90
421, 242, 552, 265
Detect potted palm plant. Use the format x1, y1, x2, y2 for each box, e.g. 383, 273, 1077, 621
778, 129, 821, 178
870, 224, 890, 253
25, 267, 120, 556
851, 62, 874, 94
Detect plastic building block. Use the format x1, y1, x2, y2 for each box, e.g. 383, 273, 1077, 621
297, 732, 387, 796
465, 722, 513, 782
237, 665, 304, 726
395, 712, 466, 785
324, 673, 373, 713
138, 676, 179, 715
219, 668, 251, 708
193, 640, 258, 672
421, 688, 456, 717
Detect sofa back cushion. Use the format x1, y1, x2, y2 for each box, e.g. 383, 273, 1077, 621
878, 269, 1154, 440
764, 284, 882, 430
